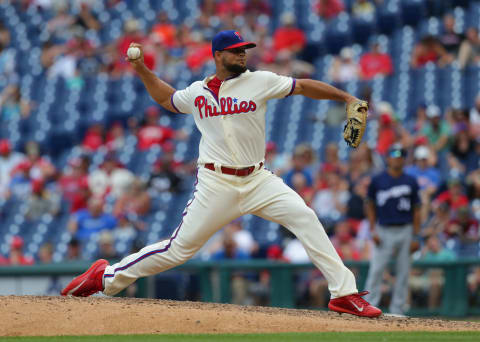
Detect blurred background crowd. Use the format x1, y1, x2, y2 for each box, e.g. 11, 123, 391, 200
1, 0, 480, 309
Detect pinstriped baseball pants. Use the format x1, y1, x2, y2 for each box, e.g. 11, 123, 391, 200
103, 166, 358, 298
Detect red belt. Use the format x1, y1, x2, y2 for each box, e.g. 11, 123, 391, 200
204, 162, 263, 176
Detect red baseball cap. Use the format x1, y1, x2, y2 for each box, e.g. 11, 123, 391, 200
211, 30, 256, 56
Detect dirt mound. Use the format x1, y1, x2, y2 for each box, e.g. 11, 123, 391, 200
1, 296, 479, 336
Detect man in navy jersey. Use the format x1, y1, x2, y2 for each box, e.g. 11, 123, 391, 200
364, 144, 421, 315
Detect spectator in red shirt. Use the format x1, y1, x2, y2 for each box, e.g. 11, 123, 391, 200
151, 12, 177, 49
376, 102, 397, 156
82, 122, 104, 151
331, 221, 362, 261
21, 141, 56, 182
215, 0, 245, 18
185, 32, 212, 71
5, 236, 34, 265
112, 19, 155, 74
411, 35, 449, 68
273, 13, 307, 55
59, 157, 89, 202
434, 178, 469, 213
137, 106, 185, 151
359, 42, 393, 80
315, 0, 345, 20
245, 0, 271, 17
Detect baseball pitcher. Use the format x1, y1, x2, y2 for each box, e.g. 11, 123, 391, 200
62, 30, 379, 317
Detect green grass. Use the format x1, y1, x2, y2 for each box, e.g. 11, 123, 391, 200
1, 332, 480, 342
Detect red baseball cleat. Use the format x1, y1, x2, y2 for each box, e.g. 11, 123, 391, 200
61, 259, 108, 297
328, 291, 382, 318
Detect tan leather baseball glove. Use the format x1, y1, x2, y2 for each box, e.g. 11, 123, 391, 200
343, 99, 368, 148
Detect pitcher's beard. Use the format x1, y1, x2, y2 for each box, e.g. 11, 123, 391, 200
224, 62, 247, 74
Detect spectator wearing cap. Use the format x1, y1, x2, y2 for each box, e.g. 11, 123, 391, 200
137, 106, 186, 150
375, 101, 397, 156
68, 197, 117, 241
359, 42, 393, 80
406, 146, 442, 222
364, 144, 421, 315
328, 47, 359, 84
88, 152, 135, 199
0, 139, 24, 199
25, 178, 60, 221
405, 146, 441, 194
5, 236, 34, 265
421, 105, 451, 152
273, 13, 306, 56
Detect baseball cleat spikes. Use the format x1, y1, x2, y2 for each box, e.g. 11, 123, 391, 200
61, 259, 108, 297
328, 291, 382, 318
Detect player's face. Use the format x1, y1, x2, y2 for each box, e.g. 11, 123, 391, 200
388, 156, 405, 171
221, 48, 247, 74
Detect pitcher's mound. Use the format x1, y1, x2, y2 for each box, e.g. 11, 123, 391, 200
1, 296, 479, 336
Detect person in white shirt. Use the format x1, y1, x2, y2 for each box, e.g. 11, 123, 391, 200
0, 139, 24, 199
62, 30, 381, 318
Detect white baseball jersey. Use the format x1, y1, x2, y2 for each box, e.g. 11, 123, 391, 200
101, 69, 358, 301
171, 70, 296, 167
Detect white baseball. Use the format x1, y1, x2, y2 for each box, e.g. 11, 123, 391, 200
127, 47, 141, 60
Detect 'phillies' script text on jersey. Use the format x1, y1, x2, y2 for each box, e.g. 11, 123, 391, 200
194, 96, 257, 119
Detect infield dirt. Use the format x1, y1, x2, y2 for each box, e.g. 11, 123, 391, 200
1, 296, 480, 336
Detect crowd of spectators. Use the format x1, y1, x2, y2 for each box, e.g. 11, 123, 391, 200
1, 0, 480, 308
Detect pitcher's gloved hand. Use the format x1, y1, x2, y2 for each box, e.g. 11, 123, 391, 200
343, 99, 368, 148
